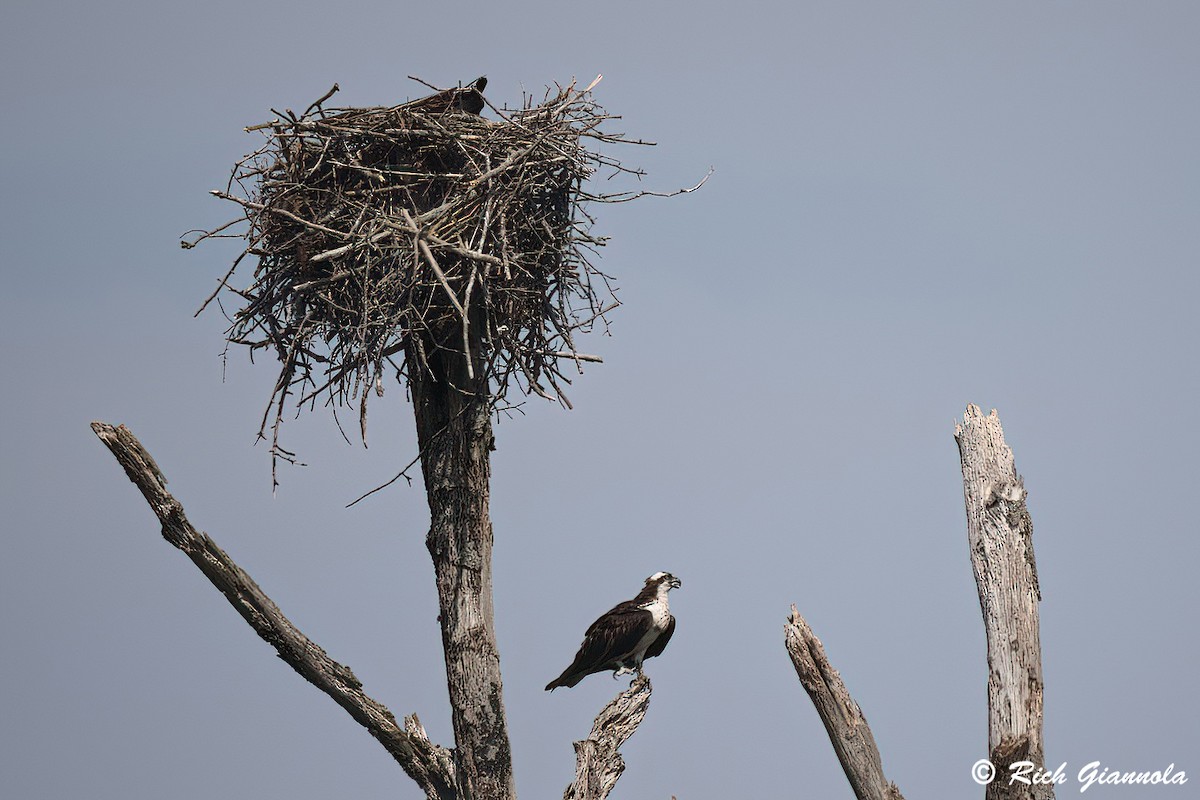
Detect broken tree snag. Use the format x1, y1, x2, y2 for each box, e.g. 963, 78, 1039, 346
89, 422, 457, 800
785, 607, 905, 800
954, 405, 1051, 800
563, 674, 653, 800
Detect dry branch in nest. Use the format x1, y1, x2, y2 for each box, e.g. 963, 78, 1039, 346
187, 77, 684, 475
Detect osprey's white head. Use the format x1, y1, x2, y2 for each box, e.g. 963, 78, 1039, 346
646, 571, 683, 590
639, 571, 681, 626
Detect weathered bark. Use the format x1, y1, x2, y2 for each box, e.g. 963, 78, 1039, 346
406, 302, 514, 800
90, 422, 457, 800
785, 607, 905, 800
955, 405, 1051, 800
562, 675, 653, 800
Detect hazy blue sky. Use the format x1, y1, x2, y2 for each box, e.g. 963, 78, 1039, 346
2, 2, 1197, 798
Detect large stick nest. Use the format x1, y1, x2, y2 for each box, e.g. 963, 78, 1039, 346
189, 78, 665, 468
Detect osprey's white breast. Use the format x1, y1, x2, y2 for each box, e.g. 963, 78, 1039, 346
632, 584, 672, 657
641, 596, 671, 631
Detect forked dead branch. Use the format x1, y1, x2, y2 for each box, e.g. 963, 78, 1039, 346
186, 78, 697, 482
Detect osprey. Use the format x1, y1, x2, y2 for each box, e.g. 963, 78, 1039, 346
406, 76, 487, 116
545, 571, 682, 691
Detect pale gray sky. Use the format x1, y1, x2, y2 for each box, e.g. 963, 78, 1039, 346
2, 2, 1197, 798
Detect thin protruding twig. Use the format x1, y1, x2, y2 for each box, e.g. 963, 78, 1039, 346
304, 83, 341, 117
90, 421, 457, 800
601, 167, 713, 203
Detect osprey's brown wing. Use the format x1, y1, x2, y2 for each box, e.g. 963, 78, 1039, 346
545, 601, 652, 690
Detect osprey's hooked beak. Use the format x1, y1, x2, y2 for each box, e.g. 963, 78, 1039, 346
668, 576, 682, 590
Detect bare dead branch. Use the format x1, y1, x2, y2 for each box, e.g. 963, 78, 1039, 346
954, 405, 1052, 800
89, 421, 457, 800
598, 167, 713, 203
785, 607, 905, 800
304, 82, 341, 117
563, 674, 654, 800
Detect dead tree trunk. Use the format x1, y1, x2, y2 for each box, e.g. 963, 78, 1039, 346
406, 303, 514, 800
955, 405, 1051, 800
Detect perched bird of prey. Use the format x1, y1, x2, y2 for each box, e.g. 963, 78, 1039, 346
545, 571, 682, 691
407, 75, 487, 116
458, 75, 487, 115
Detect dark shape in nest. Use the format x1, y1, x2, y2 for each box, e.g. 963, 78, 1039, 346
186, 78, 669, 474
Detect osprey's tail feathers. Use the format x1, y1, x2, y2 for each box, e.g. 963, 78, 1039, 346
545, 668, 587, 691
